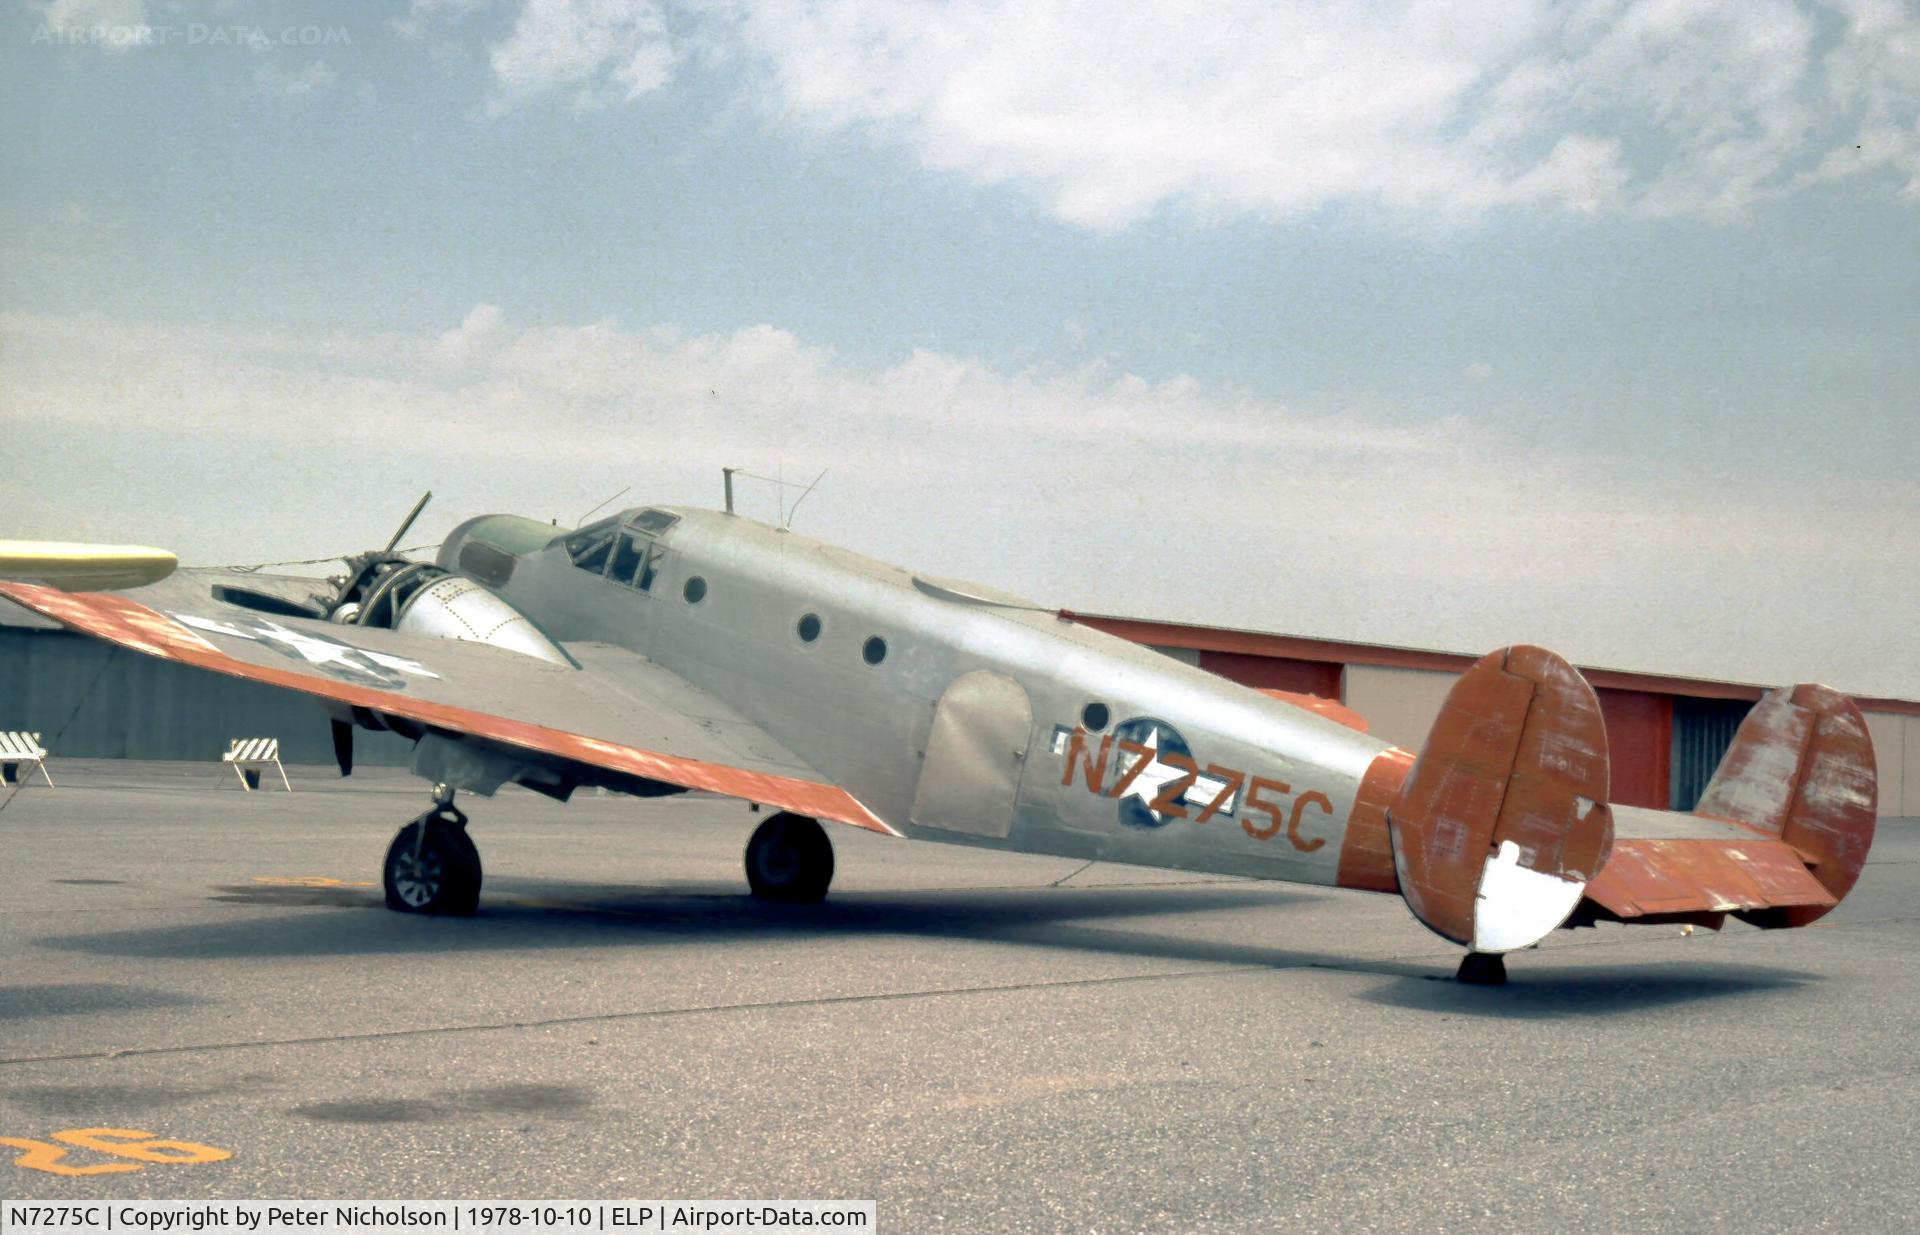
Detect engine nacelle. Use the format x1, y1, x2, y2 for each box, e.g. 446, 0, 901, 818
392, 573, 571, 666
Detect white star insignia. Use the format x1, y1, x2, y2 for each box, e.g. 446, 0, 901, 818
1116, 727, 1231, 819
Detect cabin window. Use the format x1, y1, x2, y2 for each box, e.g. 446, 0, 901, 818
797, 613, 822, 643
1082, 702, 1110, 732
863, 636, 887, 666
684, 576, 707, 604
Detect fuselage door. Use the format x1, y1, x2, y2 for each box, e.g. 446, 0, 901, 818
911, 670, 1034, 839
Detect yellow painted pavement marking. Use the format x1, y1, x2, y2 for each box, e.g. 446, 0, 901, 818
3, 1127, 232, 1176
252, 876, 376, 888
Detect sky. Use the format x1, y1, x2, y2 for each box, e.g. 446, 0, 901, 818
2, 0, 1917, 700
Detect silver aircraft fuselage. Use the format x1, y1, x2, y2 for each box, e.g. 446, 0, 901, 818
452, 507, 1392, 885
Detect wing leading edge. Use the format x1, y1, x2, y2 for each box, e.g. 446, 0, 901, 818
0, 581, 896, 836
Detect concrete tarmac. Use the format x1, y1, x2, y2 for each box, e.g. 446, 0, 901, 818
2, 762, 1915, 1232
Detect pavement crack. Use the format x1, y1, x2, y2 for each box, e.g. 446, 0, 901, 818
0, 963, 1299, 1067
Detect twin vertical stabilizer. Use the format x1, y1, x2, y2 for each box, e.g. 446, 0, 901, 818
1388, 645, 1614, 953
1387, 645, 1878, 953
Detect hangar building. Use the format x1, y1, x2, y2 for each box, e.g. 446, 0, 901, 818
1073, 613, 1920, 818
4, 600, 1915, 817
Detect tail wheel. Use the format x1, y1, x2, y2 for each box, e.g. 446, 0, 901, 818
1456, 952, 1508, 986
384, 816, 482, 915
745, 813, 834, 903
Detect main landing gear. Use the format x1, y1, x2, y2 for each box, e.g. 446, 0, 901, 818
745, 812, 835, 903
383, 784, 483, 915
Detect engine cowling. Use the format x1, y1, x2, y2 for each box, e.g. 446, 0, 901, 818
390, 573, 570, 666
315, 555, 566, 666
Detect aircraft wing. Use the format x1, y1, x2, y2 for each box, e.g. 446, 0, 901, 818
0, 578, 895, 835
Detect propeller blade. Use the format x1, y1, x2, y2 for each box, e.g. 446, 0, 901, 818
383, 491, 433, 553
331, 719, 355, 778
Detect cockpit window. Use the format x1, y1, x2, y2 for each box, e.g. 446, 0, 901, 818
566, 522, 617, 576
609, 534, 647, 587
626, 509, 679, 535
568, 517, 666, 593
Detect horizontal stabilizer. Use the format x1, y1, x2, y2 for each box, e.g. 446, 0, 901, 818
1257, 688, 1369, 733
1584, 837, 1835, 922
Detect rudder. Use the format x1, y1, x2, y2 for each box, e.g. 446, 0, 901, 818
1695, 683, 1876, 927
1388, 645, 1614, 952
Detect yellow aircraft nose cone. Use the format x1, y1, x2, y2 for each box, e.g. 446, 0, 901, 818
0, 540, 178, 591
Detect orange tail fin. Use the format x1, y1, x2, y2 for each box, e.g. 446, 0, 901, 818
1694, 683, 1876, 927
1388, 646, 1613, 952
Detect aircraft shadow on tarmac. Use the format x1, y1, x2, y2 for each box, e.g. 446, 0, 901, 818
33, 881, 1819, 1020
1353, 963, 1818, 1019
0, 981, 207, 1020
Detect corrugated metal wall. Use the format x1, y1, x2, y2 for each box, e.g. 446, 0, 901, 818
0, 628, 414, 765
1669, 696, 1754, 810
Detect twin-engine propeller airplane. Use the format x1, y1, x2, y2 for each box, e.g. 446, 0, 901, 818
0, 495, 1876, 983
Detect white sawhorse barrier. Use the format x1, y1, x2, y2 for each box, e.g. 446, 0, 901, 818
222, 737, 292, 792
0, 731, 53, 788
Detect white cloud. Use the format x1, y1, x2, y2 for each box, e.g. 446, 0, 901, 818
393, 0, 492, 57
489, 0, 679, 110
33, 0, 151, 51
38, 0, 147, 26
712, 0, 1920, 226
1799, 0, 1920, 199
453, 0, 1920, 225
254, 59, 337, 97
4, 305, 1915, 693
398, 0, 493, 31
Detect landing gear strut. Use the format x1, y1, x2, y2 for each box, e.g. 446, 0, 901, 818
1456, 951, 1507, 985
383, 784, 483, 915
745, 812, 834, 903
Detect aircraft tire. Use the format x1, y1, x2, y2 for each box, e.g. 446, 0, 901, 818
384, 819, 483, 915
745, 812, 834, 903
1455, 951, 1507, 986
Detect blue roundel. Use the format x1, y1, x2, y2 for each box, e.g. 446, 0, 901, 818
1111, 717, 1194, 830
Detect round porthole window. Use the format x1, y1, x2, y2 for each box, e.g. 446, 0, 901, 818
683, 576, 707, 603
797, 613, 822, 643
862, 636, 887, 665
1082, 702, 1110, 731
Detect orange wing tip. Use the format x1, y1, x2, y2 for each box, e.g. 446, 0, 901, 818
829, 800, 901, 837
